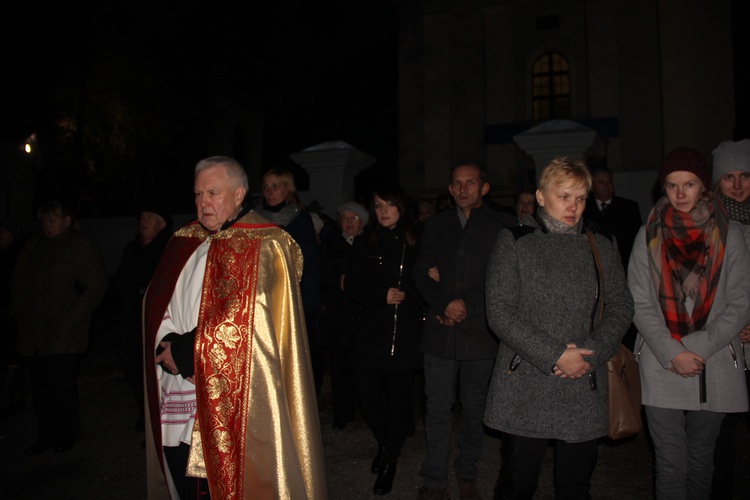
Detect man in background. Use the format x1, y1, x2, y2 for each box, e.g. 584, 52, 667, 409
413, 162, 515, 499
583, 166, 642, 271
583, 166, 642, 349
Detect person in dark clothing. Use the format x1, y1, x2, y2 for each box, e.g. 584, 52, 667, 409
413, 163, 516, 500
345, 184, 423, 496
319, 201, 369, 431
12, 201, 108, 455
583, 166, 642, 270
583, 165, 642, 349
514, 185, 537, 224
111, 206, 172, 432
255, 167, 323, 395
485, 158, 633, 500
0, 219, 28, 419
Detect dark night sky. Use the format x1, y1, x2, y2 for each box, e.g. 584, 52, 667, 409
1, 2, 399, 213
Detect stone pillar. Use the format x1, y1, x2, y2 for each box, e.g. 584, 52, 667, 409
513, 120, 599, 178
290, 141, 376, 216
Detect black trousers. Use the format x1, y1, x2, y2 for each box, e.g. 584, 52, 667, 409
29, 353, 82, 446
330, 343, 356, 425
163, 443, 211, 499
355, 365, 416, 464
494, 433, 598, 500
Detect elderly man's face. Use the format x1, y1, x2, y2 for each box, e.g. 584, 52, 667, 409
194, 166, 246, 231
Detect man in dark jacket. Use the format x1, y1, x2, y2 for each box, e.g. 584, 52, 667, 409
111, 205, 172, 432
582, 165, 642, 349
582, 165, 642, 271
413, 163, 515, 499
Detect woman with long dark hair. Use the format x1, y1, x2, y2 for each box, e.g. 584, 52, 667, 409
345, 183, 423, 496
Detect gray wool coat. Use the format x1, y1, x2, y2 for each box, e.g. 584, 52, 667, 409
628, 222, 750, 413
483, 220, 634, 442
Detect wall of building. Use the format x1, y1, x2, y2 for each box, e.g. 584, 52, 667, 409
398, 0, 735, 201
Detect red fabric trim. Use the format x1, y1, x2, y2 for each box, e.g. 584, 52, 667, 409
194, 236, 261, 499
143, 234, 204, 473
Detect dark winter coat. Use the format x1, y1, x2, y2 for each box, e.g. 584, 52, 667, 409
113, 228, 171, 336
483, 216, 634, 442
255, 203, 321, 314
413, 204, 515, 360
345, 224, 423, 370
318, 230, 358, 346
12, 230, 108, 357
583, 196, 642, 271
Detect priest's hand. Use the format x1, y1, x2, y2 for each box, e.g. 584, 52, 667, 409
155, 341, 179, 375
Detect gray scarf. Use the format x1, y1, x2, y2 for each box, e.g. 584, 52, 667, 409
255, 203, 301, 227
537, 206, 583, 234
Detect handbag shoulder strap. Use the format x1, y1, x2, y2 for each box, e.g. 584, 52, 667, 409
585, 231, 605, 321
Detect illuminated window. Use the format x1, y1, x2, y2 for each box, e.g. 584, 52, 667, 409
532, 53, 571, 120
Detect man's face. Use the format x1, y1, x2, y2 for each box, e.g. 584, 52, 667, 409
448, 165, 489, 214
139, 212, 166, 241
194, 166, 246, 231
591, 172, 614, 202
40, 213, 71, 238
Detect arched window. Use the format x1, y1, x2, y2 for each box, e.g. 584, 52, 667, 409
531, 52, 571, 120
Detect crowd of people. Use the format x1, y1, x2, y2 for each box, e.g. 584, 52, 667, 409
1, 138, 749, 499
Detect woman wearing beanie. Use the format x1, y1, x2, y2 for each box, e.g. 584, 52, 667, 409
710, 138, 750, 499
628, 147, 750, 499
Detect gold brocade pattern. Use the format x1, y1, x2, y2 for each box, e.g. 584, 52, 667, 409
146, 212, 327, 500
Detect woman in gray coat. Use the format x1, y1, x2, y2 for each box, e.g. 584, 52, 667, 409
710, 138, 750, 499
484, 157, 634, 499
628, 147, 750, 499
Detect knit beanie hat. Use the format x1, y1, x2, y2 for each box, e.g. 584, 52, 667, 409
138, 200, 173, 230
712, 139, 750, 183
337, 201, 369, 226
660, 147, 711, 190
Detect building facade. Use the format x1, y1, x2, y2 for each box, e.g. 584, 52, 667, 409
398, 0, 735, 205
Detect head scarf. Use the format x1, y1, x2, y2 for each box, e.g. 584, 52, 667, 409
645, 193, 728, 340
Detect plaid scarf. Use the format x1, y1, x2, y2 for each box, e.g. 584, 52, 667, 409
646, 193, 728, 340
